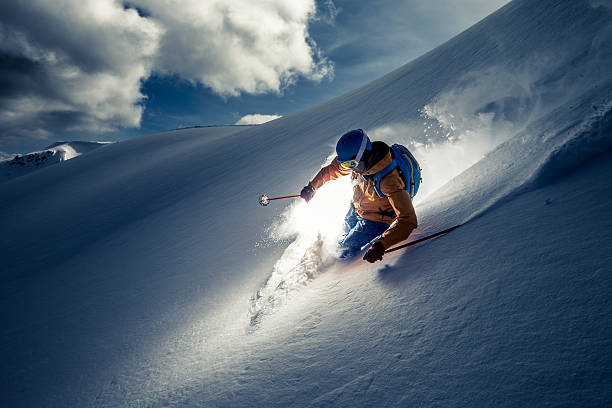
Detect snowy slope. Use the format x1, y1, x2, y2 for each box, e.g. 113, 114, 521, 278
0, 141, 112, 183
1, 0, 612, 407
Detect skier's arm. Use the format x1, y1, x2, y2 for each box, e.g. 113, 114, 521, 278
377, 173, 418, 249
308, 157, 352, 190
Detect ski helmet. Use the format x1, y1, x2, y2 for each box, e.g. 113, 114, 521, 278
336, 129, 372, 169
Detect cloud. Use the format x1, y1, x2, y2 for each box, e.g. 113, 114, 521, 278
0, 0, 332, 147
0, 0, 161, 147
315, 0, 342, 25
133, 0, 333, 96
235, 114, 282, 125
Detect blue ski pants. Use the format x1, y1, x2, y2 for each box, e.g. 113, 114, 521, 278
338, 204, 389, 257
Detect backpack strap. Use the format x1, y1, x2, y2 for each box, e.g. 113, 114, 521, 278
373, 160, 397, 197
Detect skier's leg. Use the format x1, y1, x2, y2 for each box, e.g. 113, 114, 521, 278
338, 217, 389, 258
340, 203, 358, 237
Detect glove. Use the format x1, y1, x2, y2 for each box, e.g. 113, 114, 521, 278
363, 242, 385, 263
300, 185, 315, 202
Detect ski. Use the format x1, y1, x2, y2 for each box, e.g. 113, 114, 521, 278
384, 224, 462, 254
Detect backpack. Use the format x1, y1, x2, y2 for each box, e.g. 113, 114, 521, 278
372, 144, 422, 198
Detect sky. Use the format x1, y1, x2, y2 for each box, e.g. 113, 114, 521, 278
0, 0, 509, 154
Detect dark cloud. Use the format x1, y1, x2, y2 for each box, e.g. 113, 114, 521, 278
0, 0, 508, 151
0, 0, 334, 150
0, 54, 42, 98
0, 53, 67, 104
0, 1, 161, 149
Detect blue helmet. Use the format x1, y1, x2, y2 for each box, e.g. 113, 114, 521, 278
336, 129, 372, 163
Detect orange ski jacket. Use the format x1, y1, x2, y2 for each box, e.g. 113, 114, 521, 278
308, 150, 417, 249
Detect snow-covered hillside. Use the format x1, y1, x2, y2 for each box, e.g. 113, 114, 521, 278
1, 0, 611, 406
0, 141, 111, 183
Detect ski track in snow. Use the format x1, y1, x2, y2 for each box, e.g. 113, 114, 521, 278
248, 235, 337, 329
247, 78, 612, 331
454, 97, 612, 227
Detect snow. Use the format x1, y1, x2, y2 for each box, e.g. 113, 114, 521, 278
235, 114, 283, 125
1, 0, 612, 406
0, 141, 112, 183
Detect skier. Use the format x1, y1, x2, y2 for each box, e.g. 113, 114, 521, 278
300, 129, 418, 263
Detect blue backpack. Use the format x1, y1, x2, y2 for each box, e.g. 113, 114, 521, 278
372, 144, 422, 198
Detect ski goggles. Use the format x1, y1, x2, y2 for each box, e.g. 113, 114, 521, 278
339, 131, 369, 169
340, 159, 359, 169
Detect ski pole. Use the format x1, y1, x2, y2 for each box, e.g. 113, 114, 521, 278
259, 194, 301, 206
385, 224, 463, 254
384, 224, 463, 253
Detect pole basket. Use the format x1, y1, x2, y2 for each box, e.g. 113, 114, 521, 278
259, 194, 270, 206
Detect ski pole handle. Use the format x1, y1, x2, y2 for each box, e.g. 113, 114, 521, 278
360, 234, 384, 251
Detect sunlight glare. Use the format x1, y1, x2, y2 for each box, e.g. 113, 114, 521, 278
249, 176, 354, 324
281, 176, 353, 247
